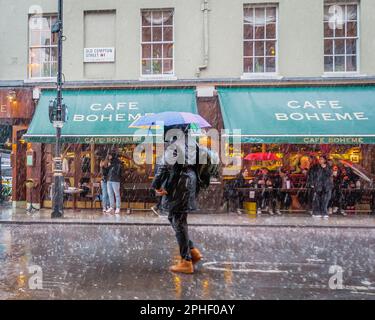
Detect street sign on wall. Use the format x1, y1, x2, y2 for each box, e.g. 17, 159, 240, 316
83, 47, 115, 63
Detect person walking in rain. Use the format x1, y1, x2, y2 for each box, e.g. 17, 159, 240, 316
152, 125, 202, 274
310, 155, 333, 219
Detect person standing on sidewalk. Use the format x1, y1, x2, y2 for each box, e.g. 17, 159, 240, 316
311, 155, 333, 219
100, 155, 110, 213
152, 126, 202, 274
106, 151, 123, 215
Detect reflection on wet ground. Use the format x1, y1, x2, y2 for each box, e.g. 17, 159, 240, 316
0, 224, 375, 300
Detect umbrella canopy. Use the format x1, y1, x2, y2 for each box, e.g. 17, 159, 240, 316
129, 111, 211, 129
244, 152, 280, 161
339, 160, 373, 184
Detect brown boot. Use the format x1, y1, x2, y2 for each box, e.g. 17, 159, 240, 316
191, 248, 203, 264
169, 259, 194, 274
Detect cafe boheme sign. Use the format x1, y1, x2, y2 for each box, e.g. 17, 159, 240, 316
274, 100, 369, 122
274, 100, 370, 144
72, 101, 149, 123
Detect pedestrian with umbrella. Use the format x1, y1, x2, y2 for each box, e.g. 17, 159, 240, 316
131, 112, 212, 274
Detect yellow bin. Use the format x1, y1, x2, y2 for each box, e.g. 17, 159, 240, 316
244, 202, 257, 215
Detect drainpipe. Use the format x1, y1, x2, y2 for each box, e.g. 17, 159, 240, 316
196, 0, 209, 77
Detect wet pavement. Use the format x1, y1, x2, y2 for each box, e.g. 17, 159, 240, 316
0, 220, 375, 299
1, 207, 375, 228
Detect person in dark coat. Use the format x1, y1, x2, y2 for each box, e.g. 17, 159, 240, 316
106, 151, 123, 215
151, 126, 202, 274
310, 155, 333, 218
223, 168, 248, 214
254, 168, 270, 215
329, 165, 347, 216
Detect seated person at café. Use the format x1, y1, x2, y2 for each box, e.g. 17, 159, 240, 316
222, 168, 249, 214
255, 168, 272, 215
274, 168, 292, 215
79, 178, 91, 198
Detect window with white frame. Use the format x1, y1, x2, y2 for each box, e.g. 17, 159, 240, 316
141, 9, 174, 76
28, 14, 58, 79
324, 2, 359, 73
243, 5, 277, 74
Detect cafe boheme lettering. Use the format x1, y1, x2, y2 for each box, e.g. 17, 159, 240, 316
275, 100, 369, 122
72, 101, 151, 123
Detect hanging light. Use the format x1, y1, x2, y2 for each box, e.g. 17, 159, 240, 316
7, 90, 17, 103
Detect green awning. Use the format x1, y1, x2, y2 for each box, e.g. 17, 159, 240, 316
24, 88, 198, 144
218, 86, 375, 144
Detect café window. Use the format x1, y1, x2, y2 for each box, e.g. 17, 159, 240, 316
28, 14, 58, 79
141, 9, 174, 76
324, 2, 359, 73
243, 5, 277, 74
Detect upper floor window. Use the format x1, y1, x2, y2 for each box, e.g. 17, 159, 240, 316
141, 9, 174, 76
324, 2, 359, 73
28, 14, 58, 79
243, 5, 277, 74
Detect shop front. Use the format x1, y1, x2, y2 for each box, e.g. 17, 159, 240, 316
23, 87, 200, 210
217, 85, 375, 214
0, 87, 35, 208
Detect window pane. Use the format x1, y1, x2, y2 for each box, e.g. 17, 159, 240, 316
244, 41, 253, 57
324, 39, 333, 55
244, 7, 253, 23
30, 30, 41, 46
334, 39, 345, 54
266, 41, 276, 56
266, 23, 276, 39
30, 48, 41, 64
255, 26, 265, 39
346, 39, 356, 55
51, 47, 57, 62
41, 30, 51, 46
163, 27, 173, 41
152, 44, 162, 58
163, 44, 173, 58
254, 57, 265, 72
152, 27, 162, 41
163, 11, 173, 25
51, 62, 58, 77
142, 27, 151, 42
255, 8, 265, 23
324, 56, 333, 72
347, 21, 357, 37
152, 60, 162, 74
42, 63, 51, 78
323, 6, 330, 22
40, 17, 51, 30
142, 12, 151, 26
324, 22, 333, 38
142, 59, 152, 74
265, 57, 276, 72
30, 62, 41, 78
163, 59, 173, 74
254, 41, 264, 56
346, 5, 357, 21
334, 56, 345, 72
244, 58, 253, 73
346, 55, 357, 72
30, 48, 41, 77
152, 11, 163, 25
266, 7, 276, 23
244, 24, 253, 40
334, 23, 345, 38
142, 44, 151, 59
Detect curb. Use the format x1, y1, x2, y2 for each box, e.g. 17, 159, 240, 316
1, 219, 375, 229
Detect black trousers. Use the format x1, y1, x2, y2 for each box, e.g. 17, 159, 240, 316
168, 211, 194, 261
312, 189, 332, 216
